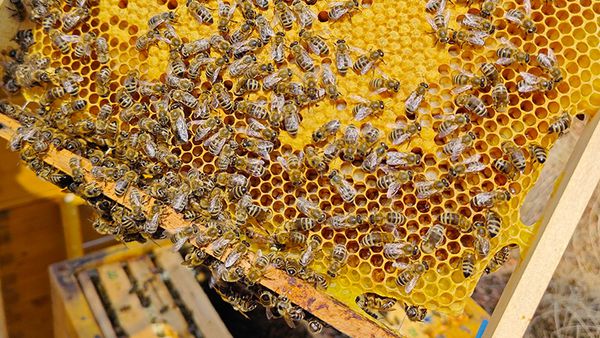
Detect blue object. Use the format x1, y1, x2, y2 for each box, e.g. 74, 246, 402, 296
476, 319, 489, 338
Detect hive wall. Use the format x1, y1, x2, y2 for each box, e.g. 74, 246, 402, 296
12, 0, 600, 324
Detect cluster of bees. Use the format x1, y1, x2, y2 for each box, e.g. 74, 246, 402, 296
0, 0, 575, 330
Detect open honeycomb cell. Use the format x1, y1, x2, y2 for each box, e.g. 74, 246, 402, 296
6, 0, 599, 330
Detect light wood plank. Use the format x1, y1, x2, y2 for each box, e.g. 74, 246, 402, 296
77, 270, 118, 338
154, 249, 233, 338
484, 112, 600, 337
127, 256, 190, 336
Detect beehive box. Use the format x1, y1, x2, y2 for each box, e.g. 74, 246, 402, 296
1, 0, 600, 336
50, 242, 231, 338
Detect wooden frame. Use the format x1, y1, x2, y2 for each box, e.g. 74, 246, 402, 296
2, 107, 600, 337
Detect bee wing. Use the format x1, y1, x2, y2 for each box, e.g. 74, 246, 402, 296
517, 82, 536, 93
547, 48, 557, 64
325, 119, 341, 133
496, 57, 514, 66
270, 93, 285, 112
175, 115, 189, 142
467, 31, 488, 46
354, 105, 372, 121
171, 236, 189, 252
387, 182, 402, 199
404, 273, 419, 294
451, 84, 473, 95
519, 71, 540, 84
436, 124, 457, 139
387, 152, 409, 166
277, 155, 289, 170
363, 152, 378, 172
461, 13, 484, 29
224, 250, 242, 268
444, 10, 451, 25
210, 136, 228, 155
476, 236, 491, 257
499, 36, 516, 49
426, 15, 438, 31
392, 261, 409, 270
405, 91, 424, 112
505, 11, 523, 24
320, 63, 337, 85
344, 125, 360, 142
63, 34, 81, 43
524, 0, 532, 14
360, 61, 375, 75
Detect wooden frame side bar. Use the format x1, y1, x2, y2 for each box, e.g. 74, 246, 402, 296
484, 112, 600, 338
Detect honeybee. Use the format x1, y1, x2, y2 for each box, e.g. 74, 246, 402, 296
449, 29, 490, 47
383, 242, 419, 260
405, 304, 428, 322
405, 82, 429, 119
420, 223, 445, 254
290, 41, 315, 72
480, 0, 500, 17
188, 55, 216, 80
415, 178, 449, 200
425, 0, 446, 13
548, 112, 571, 135
282, 101, 300, 136
205, 56, 229, 83
386, 151, 422, 168
473, 222, 491, 258
326, 244, 348, 277
491, 82, 509, 112
233, 156, 266, 177
389, 121, 421, 146
270, 32, 287, 64
485, 245, 511, 273
216, 141, 238, 171
212, 83, 235, 111
435, 114, 470, 139
501, 141, 526, 173
496, 37, 531, 66
298, 29, 328, 56
427, 3, 450, 44
439, 211, 471, 232
356, 293, 397, 320
352, 49, 384, 75
304, 146, 327, 173
167, 50, 186, 77
328, 0, 359, 21
529, 143, 547, 164
80, 182, 103, 199
253, 0, 269, 10
290, 0, 315, 28
62, 7, 90, 32
448, 153, 486, 181
537, 48, 563, 83
485, 210, 502, 238
286, 217, 316, 232
114, 171, 138, 197
187, 0, 213, 24
180, 39, 210, 59
232, 39, 263, 60
331, 39, 353, 76
204, 125, 234, 155
236, 100, 268, 122
95, 36, 109, 64
361, 142, 389, 172
443, 131, 477, 161
350, 95, 384, 121
255, 14, 275, 44
274, 0, 295, 30
369, 71, 401, 95
230, 20, 256, 45
368, 209, 407, 226
451, 68, 487, 95
69, 157, 86, 184
263, 68, 293, 91
49, 29, 78, 54
328, 170, 357, 203
148, 11, 177, 30
455, 93, 487, 117
278, 152, 305, 186
505, 0, 536, 34
167, 105, 189, 144
328, 213, 363, 230
471, 189, 511, 208
241, 138, 274, 161
74, 32, 96, 59
298, 235, 321, 267
461, 13, 495, 34
323, 139, 343, 163
311, 120, 340, 144
216, 172, 247, 189
396, 262, 428, 294
461, 250, 476, 278
135, 29, 160, 51
360, 231, 395, 248
296, 197, 326, 223
245, 118, 278, 141
246, 250, 272, 284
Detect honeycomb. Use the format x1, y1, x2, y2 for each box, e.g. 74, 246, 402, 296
2, 0, 600, 331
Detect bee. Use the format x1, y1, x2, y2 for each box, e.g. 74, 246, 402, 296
473, 222, 491, 258
369, 71, 401, 95
415, 178, 449, 200
166, 50, 186, 78
42, 9, 61, 31
312, 120, 340, 144
187, 0, 213, 24
180, 39, 210, 59
274, 0, 295, 30
360, 231, 395, 248
122, 70, 139, 93
116, 88, 134, 109
404, 304, 428, 322
233, 156, 266, 177
168, 105, 189, 144
236, 100, 269, 120
529, 143, 547, 164
479, 63, 499, 85
425, 0, 446, 13
216, 172, 248, 189
461, 250, 476, 278
93, 36, 109, 64
396, 262, 428, 294
80, 182, 103, 199
135, 29, 160, 51
443, 131, 477, 161
42, 87, 66, 106
62, 7, 90, 32
299, 235, 321, 267
287, 217, 316, 232
282, 101, 300, 136
188, 54, 216, 80
49, 29, 78, 54
298, 29, 328, 56
271, 32, 287, 64
290, 41, 315, 72
246, 250, 271, 284
327, 244, 348, 277
352, 49, 384, 75
405, 82, 429, 119
427, 3, 450, 44
306, 317, 324, 334
359, 142, 387, 172
436, 114, 470, 139
438, 212, 471, 232
136, 132, 157, 158
329, 213, 363, 230
451, 68, 487, 95
485, 246, 511, 273
501, 141, 526, 173
448, 153, 486, 181
506, 0, 536, 34
148, 11, 177, 30
263, 68, 293, 91
276, 230, 307, 248
389, 121, 421, 146
480, 0, 500, 17
246, 118, 278, 141
230, 20, 256, 45
278, 152, 305, 186
296, 197, 326, 223
216, 141, 238, 171
461, 13, 495, 35
331, 39, 353, 76
350, 96, 384, 121
420, 223, 445, 254
548, 112, 571, 135
492, 82, 509, 112
322, 139, 343, 163
240, 138, 274, 161
114, 171, 137, 197
537, 48, 563, 83
328, 0, 359, 21
171, 89, 198, 109
73, 32, 96, 59
304, 146, 327, 173
253, 0, 269, 10
328, 170, 357, 203
471, 189, 511, 209
486, 210, 502, 238
212, 83, 235, 112
255, 14, 275, 44
205, 56, 229, 84
69, 157, 86, 184
383, 242, 419, 260
496, 37, 531, 66
229, 55, 257, 78
386, 151, 422, 168
368, 209, 407, 226
449, 29, 490, 47
232, 38, 264, 60
204, 125, 234, 155
492, 158, 518, 179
